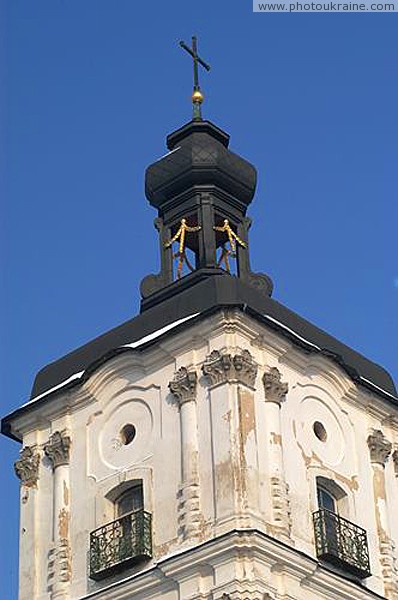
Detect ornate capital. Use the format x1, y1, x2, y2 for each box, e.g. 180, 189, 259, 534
14, 446, 40, 487
367, 430, 392, 466
169, 367, 198, 406
44, 431, 71, 469
233, 349, 258, 387
262, 367, 288, 404
393, 450, 398, 477
202, 349, 257, 388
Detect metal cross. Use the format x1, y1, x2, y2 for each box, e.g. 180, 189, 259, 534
179, 36, 210, 120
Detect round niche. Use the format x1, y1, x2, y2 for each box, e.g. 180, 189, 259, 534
99, 399, 153, 469
294, 395, 345, 467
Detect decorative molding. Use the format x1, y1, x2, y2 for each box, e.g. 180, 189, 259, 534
262, 367, 288, 404
177, 482, 203, 540
220, 592, 273, 600
270, 476, 292, 536
379, 533, 398, 600
169, 367, 198, 406
44, 431, 71, 469
47, 538, 71, 594
57, 536, 72, 583
202, 349, 257, 388
14, 446, 40, 487
367, 429, 392, 466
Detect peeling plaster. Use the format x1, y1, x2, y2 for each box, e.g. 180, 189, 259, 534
63, 480, 69, 506
238, 390, 256, 447
58, 508, 69, 540
271, 432, 282, 446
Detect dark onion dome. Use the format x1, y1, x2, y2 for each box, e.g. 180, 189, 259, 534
145, 120, 257, 211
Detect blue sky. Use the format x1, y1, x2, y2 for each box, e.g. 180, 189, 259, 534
1, 1, 397, 596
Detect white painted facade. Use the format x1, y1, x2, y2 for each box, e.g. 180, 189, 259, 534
11, 308, 398, 600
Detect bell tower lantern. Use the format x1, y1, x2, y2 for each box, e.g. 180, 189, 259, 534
141, 119, 273, 306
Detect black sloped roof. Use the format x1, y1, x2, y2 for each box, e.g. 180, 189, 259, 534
1, 271, 396, 442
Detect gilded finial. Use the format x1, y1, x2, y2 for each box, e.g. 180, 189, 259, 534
192, 89, 204, 104
179, 36, 210, 121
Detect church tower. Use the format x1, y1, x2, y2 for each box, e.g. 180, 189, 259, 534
2, 38, 398, 600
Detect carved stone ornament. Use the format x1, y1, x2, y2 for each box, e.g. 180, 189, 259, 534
262, 367, 288, 404
202, 349, 258, 388
367, 429, 392, 466
393, 450, 398, 477
169, 367, 198, 406
14, 446, 40, 487
44, 431, 71, 469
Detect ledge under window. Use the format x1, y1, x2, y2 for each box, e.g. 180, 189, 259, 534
313, 508, 371, 579
89, 509, 152, 581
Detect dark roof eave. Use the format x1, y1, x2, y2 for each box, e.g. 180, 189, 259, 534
2, 292, 397, 443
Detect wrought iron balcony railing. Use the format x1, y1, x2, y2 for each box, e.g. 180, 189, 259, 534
89, 509, 152, 580
313, 508, 371, 579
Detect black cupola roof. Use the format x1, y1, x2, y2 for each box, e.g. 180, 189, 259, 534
145, 120, 257, 209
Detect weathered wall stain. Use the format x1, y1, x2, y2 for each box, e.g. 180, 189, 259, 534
238, 389, 255, 447
58, 508, 69, 540
63, 480, 69, 506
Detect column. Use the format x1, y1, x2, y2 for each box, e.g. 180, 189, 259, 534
262, 367, 291, 537
367, 429, 397, 599
169, 367, 201, 540
14, 446, 40, 600
44, 431, 71, 600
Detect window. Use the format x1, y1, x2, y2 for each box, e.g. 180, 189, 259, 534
313, 477, 371, 579
116, 484, 143, 517
317, 484, 337, 513
89, 481, 152, 581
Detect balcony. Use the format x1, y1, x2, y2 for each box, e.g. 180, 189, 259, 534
313, 508, 371, 579
89, 509, 152, 580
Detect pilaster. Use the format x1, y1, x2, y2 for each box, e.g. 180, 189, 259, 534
14, 445, 41, 600
367, 429, 398, 599
169, 367, 202, 540
202, 349, 259, 529
262, 367, 291, 538
44, 431, 72, 600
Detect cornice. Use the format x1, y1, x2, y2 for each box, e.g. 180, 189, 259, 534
75, 529, 384, 600
80, 352, 146, 400
4, 308, 397, 442
361, 391, 398, 427
305, 355, 356, 399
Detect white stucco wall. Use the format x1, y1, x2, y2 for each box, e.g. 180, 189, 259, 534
10, 308, 398, 600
